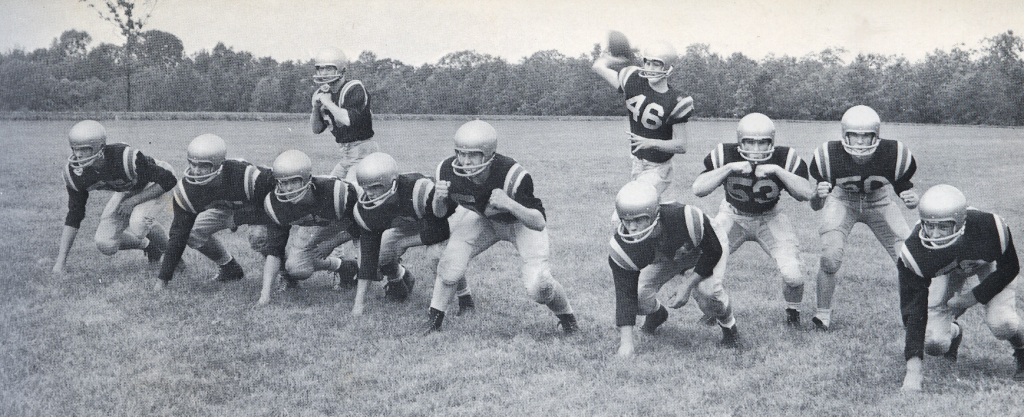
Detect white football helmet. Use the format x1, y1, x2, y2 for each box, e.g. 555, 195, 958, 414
840, 105, 881, 156
452, 120, 497, 178
355, 152, 399, 209
736, 113, 775, 163
639, 41, 677, 80
615, 182, 660, 243
313, 47, 347, 85
68, 120, 106, 169
273, 150, 313, 203
917, 184, 968, 249
184, 134, 227, 185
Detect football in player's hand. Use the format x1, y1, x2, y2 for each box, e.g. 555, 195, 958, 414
608, 30, 634, 60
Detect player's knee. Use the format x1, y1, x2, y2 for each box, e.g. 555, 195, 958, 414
524, 268, 555, 305
284, 258, 314, 280
436, 260, 465, 286
779, 260, 804, 287
187, 233, 209, 249
924, 338, 950, 357
988, 315, 1022, 340
95, 238, 119, 256
820, 253, 842, 275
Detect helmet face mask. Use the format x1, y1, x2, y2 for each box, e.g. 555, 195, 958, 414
736, 113, 776, 162
68, 120, 107, 169
355, 152, 399, 209
917, 184, 968, 249
452, 120, 498, 178
840, 105, 882, 156
273, 150, 313, 203
615, 182, 660, 243
313, 48, 347, 85
184, 134, 227, 185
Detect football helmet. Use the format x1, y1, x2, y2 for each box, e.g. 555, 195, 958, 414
615, 182, 660, 243
917, 184, 968, 249
184, 134, 227, 185
736, 113, 775, 162
68, 120, 107, 169
272, 150, 313, 203
452, 120, 497, 177
639, 41, 677, 80
313, 47, 347, 85
354, 152, 399, 209
840, 105, 881, 156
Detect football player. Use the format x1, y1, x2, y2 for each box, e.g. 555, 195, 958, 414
425, 120, 577, 334
692, 113, 813, 326
256, 150, 360, 305
592, 40, 693, 202
310, 47, 377, 182
899, 185, 1024, 391
349, 152, 472, 315
53, 120, 177, 275
808, 105, 919, 330
611, 181, 739, 357
154, 134, 276, 290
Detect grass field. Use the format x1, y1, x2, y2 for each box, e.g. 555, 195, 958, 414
2, 118, 1023, 416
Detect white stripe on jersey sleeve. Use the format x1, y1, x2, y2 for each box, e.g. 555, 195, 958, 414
684, 205, 705, 247
353, 206, 370, 231
173, 182, 196, 213
711, 144, 724, 169
608, 237, 640, 271
263, 195, 282, 225
899, 243, 924, 277
333, 180, 346, 220
503, 164, 527, 198
244, 165, 258, 202
412, 178, 433, 219
668, 96, 694, 122
617, 67, 638, 90
784, 148, 798, 173
63, 165, 80, 192
123, 147, 138, 181
994, 214, 1009, 254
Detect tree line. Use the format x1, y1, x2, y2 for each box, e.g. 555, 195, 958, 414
1, 29, 1022, 126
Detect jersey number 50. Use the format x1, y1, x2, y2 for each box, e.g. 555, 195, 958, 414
836, 175, 888, 193
625, 95, 665, 129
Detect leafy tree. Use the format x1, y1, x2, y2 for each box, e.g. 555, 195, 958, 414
78, 0, 157, 110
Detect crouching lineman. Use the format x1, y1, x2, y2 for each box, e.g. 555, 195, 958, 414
692, 113, 813, 326
899, 184, 1024, 391
155, 134, 275, 290
53, 120, 176, 275
808, 105, 919, 330
426, 120, 577, 334
611, 181, 739, 357
349, 152, 472, 315
256, 150, 360, 305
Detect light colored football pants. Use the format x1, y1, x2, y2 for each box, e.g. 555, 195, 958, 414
94, 160, 174, 255
924, 263, 1024, 356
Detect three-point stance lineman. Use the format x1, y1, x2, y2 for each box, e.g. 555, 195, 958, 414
257, 150, 360, 305
808, 105, 919, 330
349, 152, 472, 315
426, 120, 577, 334
591, 40, 693, 202
610, 182, 739, 356
155, 134, 275, 289
899, 185, 1024, 391
692, 113, 813, 326
53, 120, 177, 275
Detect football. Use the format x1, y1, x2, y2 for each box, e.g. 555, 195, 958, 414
608, 30, 634, 60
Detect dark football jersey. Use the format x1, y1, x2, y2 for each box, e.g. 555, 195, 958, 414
899, 210, 1018, 304
263, 176, 357, 227
63, 143, 177, 228
617, 66, 694, 163
809, 139, 916, 199
323, 80, 374, 144
354, 173, 450, 281
702, 144, 809, 214
435, 153, 544, 223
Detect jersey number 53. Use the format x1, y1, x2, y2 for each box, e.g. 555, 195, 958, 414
625, 95, 665, 129
726, 177, 780, 204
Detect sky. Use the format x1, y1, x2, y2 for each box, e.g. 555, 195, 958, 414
1, 0, 1022, 66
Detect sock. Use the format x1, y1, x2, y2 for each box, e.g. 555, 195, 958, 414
717, 315, 736, 328
786, 302, 801, 311
950, 322, 961, 339
816, 308, 832, 326
328, 257, 342, 272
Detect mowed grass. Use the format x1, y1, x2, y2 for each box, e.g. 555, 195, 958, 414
1, 118, 1022, 416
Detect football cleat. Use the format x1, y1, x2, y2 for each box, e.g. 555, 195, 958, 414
279, 271, 301, 290
557, 313, 579, 335
720, 324, 741, 348
1014, 349, 1024, 381
640, 305, 669, 334
944, 322, 964, 362
423, 307, 445, 334
786, 309, 801, 327
456, 294, 476, 316
333, 260, 359, 290
811, 317, 829, 331
384, 270, 415, 301
214, 259, 244, 282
